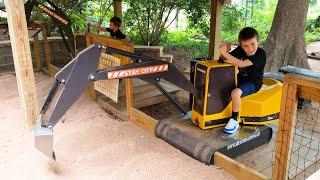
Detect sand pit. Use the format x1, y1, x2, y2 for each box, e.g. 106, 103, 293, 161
1, 41, 318, 179
0, 72, 234, 180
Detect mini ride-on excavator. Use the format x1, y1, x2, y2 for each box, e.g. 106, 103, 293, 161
35, 44, 283, 164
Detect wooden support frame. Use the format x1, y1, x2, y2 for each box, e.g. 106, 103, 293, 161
129, 108, 157, 133
85, 33, 133, 100
28, 22, 47, 72
85, 33, 158, 131
209, 0, 222, 59
214, 152, 268, 180
0, 21, 51, 74
273, 81, 298, 180
27, 22, 52, 75
33, 31, 42, 71
41, 26, 53, 75
209, 0, 230, 59
26, 22, 52, 75
5, 0, 39, 130
272, 74, 320, 180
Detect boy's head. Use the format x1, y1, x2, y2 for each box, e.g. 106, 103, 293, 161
109, 16, 122, 31
238, 27, 259, 56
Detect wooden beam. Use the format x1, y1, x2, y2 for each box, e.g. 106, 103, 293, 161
85, 33, 134, 102
129, 108, 157, 133
84, 34, 97, 100
5, 0, 39, 130
48, 64, 59, 76
113, 0, 122, 19
298, 86, 320, 103
33, 34, 42, 71
284, 73, 320, 90
125, 47, 134, 118
126, 78, 133, 117
214, 152, 268, 180
42, 26, 52, 75
209, 0, 223, 59
272, 80, 298, 180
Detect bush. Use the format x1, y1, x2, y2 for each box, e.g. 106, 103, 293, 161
160, 30, 209, 58
305, 27, 320, 43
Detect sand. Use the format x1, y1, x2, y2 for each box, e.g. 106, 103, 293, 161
307, 41, 320, 72
0, 72, 234, 180
0, 42, 318, 179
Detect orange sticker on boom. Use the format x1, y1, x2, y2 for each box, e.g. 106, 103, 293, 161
108, 64, 168, 79
37, 4, 69, 25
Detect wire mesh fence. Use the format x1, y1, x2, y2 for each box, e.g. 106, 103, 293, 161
236, 75, 320, 180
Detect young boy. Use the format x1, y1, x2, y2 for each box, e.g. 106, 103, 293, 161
220, 27, 266, 134
106, 16, 131, 42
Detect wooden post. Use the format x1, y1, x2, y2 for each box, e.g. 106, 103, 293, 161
272, 75, 298, 180
125, 48, 133, 119
113, 0, 122, 19
5, 0, 39, 130
42, 26, 52, 75
33, 33, 42, 71
209, 0, 223, 59
214, 152, 268, 180
85, 35, 97, 100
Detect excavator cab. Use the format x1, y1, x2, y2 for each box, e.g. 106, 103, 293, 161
191, 60, 283, 129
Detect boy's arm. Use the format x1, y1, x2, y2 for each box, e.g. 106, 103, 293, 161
89, 24, 108, 32
220, 44, 253, 68
223, 53, 253, 68
123, 36, 131, 43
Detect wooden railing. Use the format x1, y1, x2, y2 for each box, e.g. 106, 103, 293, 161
273, 71, 320, 179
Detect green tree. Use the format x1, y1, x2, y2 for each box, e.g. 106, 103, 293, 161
124, 0, 185, 45
28, 0, 115, 33
185, 0, 210, 37
185, 0, 277, 43
264, 0, 311, 72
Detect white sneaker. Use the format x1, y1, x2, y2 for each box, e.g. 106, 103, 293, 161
224, 118, 239, 134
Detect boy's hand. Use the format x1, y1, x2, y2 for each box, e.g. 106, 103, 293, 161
224, 60, 232, 64
220, 44, 228, 56
220, 42, 231, 56
218, 56, 225, 63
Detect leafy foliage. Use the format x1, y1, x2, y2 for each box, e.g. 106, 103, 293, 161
123, 0, 185, 45
161, 29, 209, 58
29, 0, 113, 33
185, 0, 278, 44
26, 0, 319, 46
306, 15, 320, 43
184, 0, 210, 37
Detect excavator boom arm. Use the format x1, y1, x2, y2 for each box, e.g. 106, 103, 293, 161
35, 44, 195, 159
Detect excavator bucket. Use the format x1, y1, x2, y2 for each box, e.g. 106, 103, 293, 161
34, 44, 102, 159
35, 124, 54, 160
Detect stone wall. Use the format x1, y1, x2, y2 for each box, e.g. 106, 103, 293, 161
0, 37, 70, 72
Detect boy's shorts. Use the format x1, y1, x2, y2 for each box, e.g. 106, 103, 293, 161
238, 82, 256, 97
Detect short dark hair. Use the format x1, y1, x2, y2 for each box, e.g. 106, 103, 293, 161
110, 16, 122, 27
238, 27, 259, 42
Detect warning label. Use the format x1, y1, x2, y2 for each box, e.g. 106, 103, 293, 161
108, 64, 168, 79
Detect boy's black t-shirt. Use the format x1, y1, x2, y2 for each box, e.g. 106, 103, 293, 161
230, 46, 266, 91
106, 28, 126, 39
